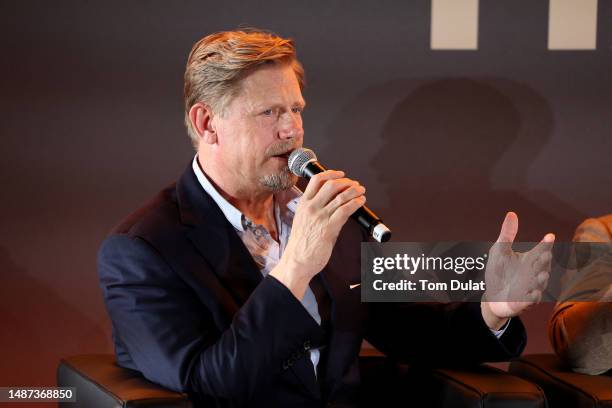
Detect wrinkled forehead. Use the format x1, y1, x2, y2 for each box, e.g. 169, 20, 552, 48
233, 64, 305, 111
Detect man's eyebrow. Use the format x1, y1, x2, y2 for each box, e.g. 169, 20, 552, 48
291, 100, 306, 110
252, 100, 307, 110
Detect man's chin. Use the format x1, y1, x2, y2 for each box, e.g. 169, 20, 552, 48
259, 171, 297, 191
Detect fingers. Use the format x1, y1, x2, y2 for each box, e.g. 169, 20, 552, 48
299, 169, 367, 227
312, 177, 362, 209
532, 250, 552, 273
520, 250, 551, 303
536, 271, 549, 287
329, 194, 367, 225
302, 170, 345, 200
303, 170, 365, 211
324, 182, 366, 213
527, 289, 542, 304
531, 233, 556, 257
524, 233, 555, 287
496, 212, 519, 243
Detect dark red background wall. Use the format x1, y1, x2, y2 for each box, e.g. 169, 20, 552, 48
1, 0, 610, 402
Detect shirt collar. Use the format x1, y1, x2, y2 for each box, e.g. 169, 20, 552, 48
192, 155, 244, 231
192, 155, 302, 232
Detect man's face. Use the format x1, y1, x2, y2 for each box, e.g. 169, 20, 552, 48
211, 63, 305, 193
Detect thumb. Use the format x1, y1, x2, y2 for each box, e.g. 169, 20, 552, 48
496, 212, 519, 243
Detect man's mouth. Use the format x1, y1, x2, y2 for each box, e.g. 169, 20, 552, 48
272, 152, 291, 159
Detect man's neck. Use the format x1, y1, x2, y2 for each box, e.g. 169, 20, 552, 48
197, 156, 278, 239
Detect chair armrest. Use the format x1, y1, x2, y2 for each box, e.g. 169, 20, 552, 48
410, 364, 546, 407
57, 354, 192, 408
509, 354, 612, 408
359, 356, 546, 407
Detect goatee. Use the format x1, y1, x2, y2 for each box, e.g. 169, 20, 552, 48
259, 166, 297, 191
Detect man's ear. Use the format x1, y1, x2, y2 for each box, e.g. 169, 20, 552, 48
189, 102, 217, 145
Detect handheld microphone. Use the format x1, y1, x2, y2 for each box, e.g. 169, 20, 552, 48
288, 148, 391, 243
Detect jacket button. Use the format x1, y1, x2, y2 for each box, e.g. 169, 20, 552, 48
303, 340, 311, 351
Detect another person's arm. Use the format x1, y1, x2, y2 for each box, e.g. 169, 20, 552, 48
548, 216, 612, 375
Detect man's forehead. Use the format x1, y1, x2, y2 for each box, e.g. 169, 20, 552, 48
238, 65, 305, 104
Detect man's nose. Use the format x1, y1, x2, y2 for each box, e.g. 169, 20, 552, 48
278, 112, 303, 140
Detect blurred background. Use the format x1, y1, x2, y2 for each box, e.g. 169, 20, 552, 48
1, 0, 610, 403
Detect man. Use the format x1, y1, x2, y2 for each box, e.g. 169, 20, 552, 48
98, 29, 554, 406
549, 214, 612, 375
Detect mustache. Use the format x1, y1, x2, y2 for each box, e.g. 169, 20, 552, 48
266, 142, 301, 157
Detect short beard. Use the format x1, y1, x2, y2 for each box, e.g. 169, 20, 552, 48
259, 166, 297, 191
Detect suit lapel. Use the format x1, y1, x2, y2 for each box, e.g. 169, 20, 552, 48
176, 162, 330, 398
176, 163, 263, 307
186, 224, 263, 306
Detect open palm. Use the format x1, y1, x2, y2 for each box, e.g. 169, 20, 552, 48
484, 212, 555, 318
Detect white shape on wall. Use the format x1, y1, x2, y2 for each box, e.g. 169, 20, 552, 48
548, 0, 598, 50
431, 0, 479, 50
430, 0, 598, 51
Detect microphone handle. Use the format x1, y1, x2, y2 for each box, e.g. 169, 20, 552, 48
302, 161, 391, 242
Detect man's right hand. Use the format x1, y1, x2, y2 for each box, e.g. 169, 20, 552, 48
270, 170, 366, 299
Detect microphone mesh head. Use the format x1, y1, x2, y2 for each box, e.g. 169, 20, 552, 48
288, 148, 317, 177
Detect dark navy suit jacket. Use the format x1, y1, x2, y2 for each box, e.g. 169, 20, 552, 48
98, 162, 527, 407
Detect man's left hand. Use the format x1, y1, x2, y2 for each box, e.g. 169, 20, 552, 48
481, 212, 555, 330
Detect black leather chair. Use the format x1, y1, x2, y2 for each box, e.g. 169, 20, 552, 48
404, 364, 546, 407
359, 354, 546, 407
510, 354, 612, 408
57, 354, 192, 408
58, 354, 546, 407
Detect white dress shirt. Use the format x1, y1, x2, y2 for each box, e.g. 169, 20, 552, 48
192, 155, 323, 376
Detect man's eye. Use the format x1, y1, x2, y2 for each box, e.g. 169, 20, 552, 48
291, 107, 303, 114
262, 109, 273, 116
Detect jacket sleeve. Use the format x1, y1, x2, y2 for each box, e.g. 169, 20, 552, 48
548, 216, 612, 375
98, 234, 321, 402
549, 301, 612, 375
365, 301, 526, 366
